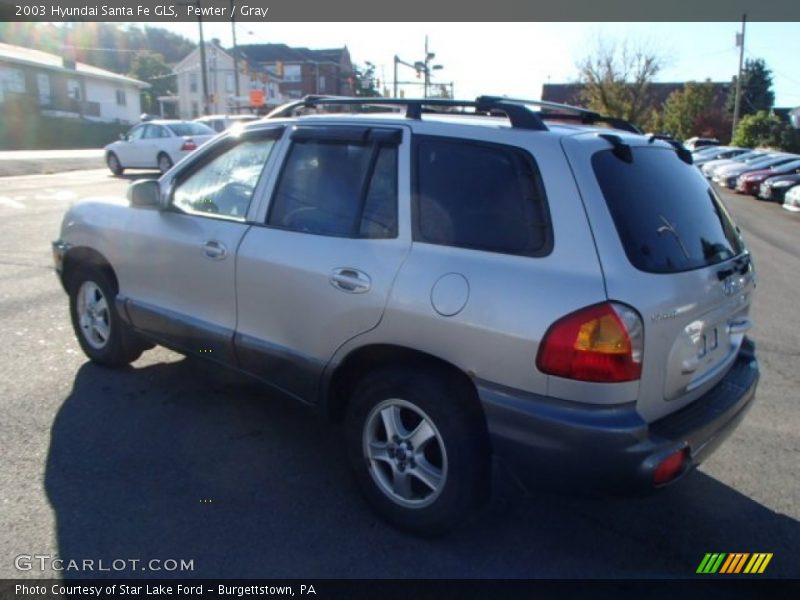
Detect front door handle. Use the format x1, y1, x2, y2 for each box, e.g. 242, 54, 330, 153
203, 240, 227, 260
329, 268, 371, 293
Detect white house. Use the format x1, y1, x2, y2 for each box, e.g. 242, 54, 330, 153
0, 42, 148, 124
173, 40, 283, 118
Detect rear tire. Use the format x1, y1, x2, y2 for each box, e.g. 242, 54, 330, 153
345, 366, 490, 536
106, 152, 124, 176
68, 266, 145, 367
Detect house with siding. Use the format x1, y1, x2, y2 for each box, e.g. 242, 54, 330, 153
173, 41, 353, 118
0, 42, 148, 124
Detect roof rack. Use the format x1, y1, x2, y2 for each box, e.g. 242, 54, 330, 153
475, 95, 642, 134
266, 95, 640, 134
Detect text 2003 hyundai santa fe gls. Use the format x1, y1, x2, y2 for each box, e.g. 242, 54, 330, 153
53, 96, 759, 535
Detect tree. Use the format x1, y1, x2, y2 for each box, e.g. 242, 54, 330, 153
727, 58, 775, 118
129, 51, 175, 114
348, 63, 381, 97
576, 39, 664, 131
662, 80, 719, 140
0, 22, 195, 76
428, 84, 453, 99
731, 111, 800, 152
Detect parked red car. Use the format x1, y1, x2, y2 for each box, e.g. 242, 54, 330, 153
735, 158, 800, 195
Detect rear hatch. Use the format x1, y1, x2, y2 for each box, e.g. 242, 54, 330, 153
562, 133, 755, 422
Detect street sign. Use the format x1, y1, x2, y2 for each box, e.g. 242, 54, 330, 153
250, 90, 265, 107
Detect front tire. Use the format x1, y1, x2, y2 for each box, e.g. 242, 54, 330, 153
345, 366, 490, 536
106, 152, 124, 176
68, 266, 144, 367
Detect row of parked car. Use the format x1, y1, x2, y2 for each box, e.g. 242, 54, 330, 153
691, 144, 800, 212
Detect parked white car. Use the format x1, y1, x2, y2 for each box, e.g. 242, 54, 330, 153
104, 120, 217, 175
783, 184, 800, 212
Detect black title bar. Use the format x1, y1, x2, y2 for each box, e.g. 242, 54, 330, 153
1, 0, 799, 22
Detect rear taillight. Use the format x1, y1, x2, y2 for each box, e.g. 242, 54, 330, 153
180, 139, 197, 151
536, 302, 643, 383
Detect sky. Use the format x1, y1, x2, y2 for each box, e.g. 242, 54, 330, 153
157, 22, 800, 107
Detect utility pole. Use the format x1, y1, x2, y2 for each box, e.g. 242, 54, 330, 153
731, 13, 747, 140
423, 35, 429, 98
393, 55, 398, 97
197, 1, 210, 115
230, 0, 240, 112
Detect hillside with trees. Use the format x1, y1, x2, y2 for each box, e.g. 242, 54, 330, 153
0, 22, 195, 74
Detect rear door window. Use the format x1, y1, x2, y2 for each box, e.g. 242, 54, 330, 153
592, 147, 745, 273
267, 128, 399, 238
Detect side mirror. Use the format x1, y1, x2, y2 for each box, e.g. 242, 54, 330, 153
128, 179, 166, 210
119, 133, 128, 141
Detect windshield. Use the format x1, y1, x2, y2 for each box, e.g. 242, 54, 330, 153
166, 122, 216, 136
592, 146, 745, 274
694, 146, 729, 157
733, 151, 765, 162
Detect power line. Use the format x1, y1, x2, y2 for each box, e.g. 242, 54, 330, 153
60, 44, 146, 53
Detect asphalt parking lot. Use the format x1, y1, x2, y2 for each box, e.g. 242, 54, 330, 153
0, 168, 797, 579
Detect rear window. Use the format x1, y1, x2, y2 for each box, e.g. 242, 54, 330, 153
415, 136, 551, 256
167, 122, 215, 136
592, 147, 744, 273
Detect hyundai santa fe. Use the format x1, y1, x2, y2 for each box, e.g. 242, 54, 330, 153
53, 96, 759, 535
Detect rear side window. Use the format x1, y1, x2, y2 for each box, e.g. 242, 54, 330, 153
592, 147, 745, 273
415, 137, 551, 256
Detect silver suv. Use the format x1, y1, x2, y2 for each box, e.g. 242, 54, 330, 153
53, 96, 759, 535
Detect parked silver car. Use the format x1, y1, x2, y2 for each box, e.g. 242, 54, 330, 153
54, 96, 759, 535
701, 150, 769, 178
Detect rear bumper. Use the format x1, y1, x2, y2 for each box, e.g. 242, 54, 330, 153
477, 338, 759, 491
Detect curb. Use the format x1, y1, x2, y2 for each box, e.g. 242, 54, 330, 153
0, 157, 105, 178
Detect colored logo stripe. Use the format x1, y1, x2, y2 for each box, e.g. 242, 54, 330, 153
697, 553, 773, 574
720, 553, 749, 573
697, 553, 727, 573
744, 553, 773, 574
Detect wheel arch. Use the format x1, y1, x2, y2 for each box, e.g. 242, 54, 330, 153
157, 150, 174, 168
324, 344, 488, 433
61, 246, 119, 294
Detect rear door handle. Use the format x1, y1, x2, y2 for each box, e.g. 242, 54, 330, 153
329, 268, 371, 293
202, 240, 227, 260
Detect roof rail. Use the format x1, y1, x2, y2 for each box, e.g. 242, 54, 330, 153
266, 95, 548, 130
475, 95, 641, 134
266, 95, 639, 134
